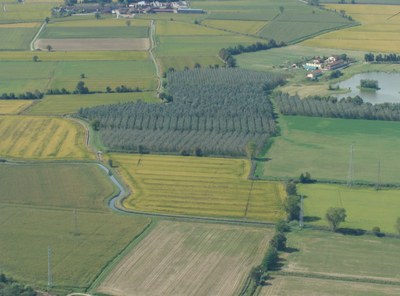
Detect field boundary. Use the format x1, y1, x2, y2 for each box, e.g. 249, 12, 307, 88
87, 219, 156, 293
272, 271, 400, 286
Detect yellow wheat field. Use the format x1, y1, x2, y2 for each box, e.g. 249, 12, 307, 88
0, 100, 33, 115
112, 153, 286, 221
302, 4, 400, 52
0, 116, 92, 159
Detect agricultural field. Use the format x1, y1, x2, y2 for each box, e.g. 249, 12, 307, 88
26, 91, 158, 115
300, 183, 400, 233
0, 60, 156, 94
156, 20, 230, 36
98, 221, 272, 296
302, 4, 400, 52
0, 23, 40, 50
260, 276, 400, 296
259, 116, 400, 184
39, 26, 149, 39
112, 153, 285, 221
202, 19, 267, 35
0, 50, 149, 61
0, 100, 33, 114
49, 18, 151, 27
0, 162, 151, 292
0, 116, 91, 160
0, 3, 52, 23
283, 229, 400, 281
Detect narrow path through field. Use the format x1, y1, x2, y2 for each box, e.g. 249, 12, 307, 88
30, 21, 46, 51
149, 20, 162, 94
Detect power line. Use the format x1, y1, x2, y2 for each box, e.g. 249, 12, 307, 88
48, 246, 52, 289
347, 144, 354, 187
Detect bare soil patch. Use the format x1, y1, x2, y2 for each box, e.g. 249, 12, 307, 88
34, 38, 150, 51
98, 221, 272, 296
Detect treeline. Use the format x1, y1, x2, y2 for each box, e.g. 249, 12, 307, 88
219, 40, 284, 67
275, 92, 400, 121
0, 273, 36, 296
364, 52, 400, 63
46, 82, 143, 95
0, 91, 43, 100
78, 68, 285, 156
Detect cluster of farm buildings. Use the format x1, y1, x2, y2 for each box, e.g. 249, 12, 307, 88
53, 1, 205, 16
302, 55, 349, 80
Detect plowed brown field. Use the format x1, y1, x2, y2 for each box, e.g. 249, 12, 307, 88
98, 221, 272, 296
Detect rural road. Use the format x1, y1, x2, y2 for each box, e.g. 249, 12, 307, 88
149, 20, 162, 94
30, 21, 46, 51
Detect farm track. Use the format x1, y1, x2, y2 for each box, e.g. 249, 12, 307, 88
30, 21, 45, 51
149, 20, 162, 94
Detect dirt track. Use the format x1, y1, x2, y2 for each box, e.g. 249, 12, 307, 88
34, 38, 150, 51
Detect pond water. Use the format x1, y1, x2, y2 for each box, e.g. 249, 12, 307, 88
334, 72, 400, 104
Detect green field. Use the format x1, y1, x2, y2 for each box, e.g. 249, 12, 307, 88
284, 229, 400, 281
113, 153, 286, 221
300, 184, 400, 233
156, 20, 230, 36
0, 60, 156, 93
202, 19, 267, 35
26, 91, 158, 115
259, 116, 400, 184
0, 26, 39, 50
261, 276, 400, 296
0, 163, 150, 292
0, 3, 52, 22
39, 26, 149, 39
0, 50, 148, 61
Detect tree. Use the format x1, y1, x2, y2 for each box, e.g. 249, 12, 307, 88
80, 73, 85, 79
108, 159, 113, 168
126, 20, 131, 26
45, 17, 50, 24
325, 207, 346, 231
282, 195, 300, 221
249, 265, 264, 286
262, 247, 278, 271
279, 6, 284, 14
246, 140, 257, 160
75, 81, 89, 94
299, 172, 313, 183
270, 232, 287, 251
91, 119, 100, 131
286, 181, 297, 196
194, 62, 201, 69
395, 217, 400, 234
372, 226, 381, 236
94, 12, 101, 19
275, 219, 290, 232
46, 44, 52, 52
32, 55, 39, 62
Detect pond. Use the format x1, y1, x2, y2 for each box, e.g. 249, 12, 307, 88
334, 72, 400, 104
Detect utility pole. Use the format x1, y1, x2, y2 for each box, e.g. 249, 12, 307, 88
347, 144, 354, 187
48, 246, 52, 289
299, 195, 304, 228
375, 160, 381, 190
73, 209, 80, 236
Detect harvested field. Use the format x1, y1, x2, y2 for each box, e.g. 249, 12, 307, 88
0, 100, 33, 114
113, 154, 285, 221
0, 116, 92, 160
98, 221, 272, 296
39, 26, 149, 39
260, 276, 400, 296
34, 38, 150, 51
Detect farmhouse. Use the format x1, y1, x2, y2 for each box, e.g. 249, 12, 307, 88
303, 62, 321, 71
326, 59, 348, 70
306, 70, 323, 80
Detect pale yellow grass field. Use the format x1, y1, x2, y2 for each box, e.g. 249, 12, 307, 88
0, 116, 92, 159
98, 221, 272, 296
0, 100, 33, 114
0, 50, 148, 61
112, 153, 285, 221
302, 4, 400, 52
0, 22, 40, 28
156, 20, 230, 36
203, 19, 267, 35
